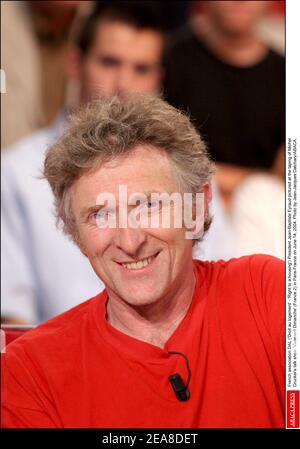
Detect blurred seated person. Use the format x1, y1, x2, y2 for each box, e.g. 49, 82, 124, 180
1, 2, 235, 325
163, 0, 285, 258
1, 0, 88, 149
164, 0, 285, 195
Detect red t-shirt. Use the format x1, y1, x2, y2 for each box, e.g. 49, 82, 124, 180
1, 255, 284, 428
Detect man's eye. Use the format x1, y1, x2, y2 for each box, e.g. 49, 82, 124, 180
97, 56, 120, 67
135, 64, 152, 75
90, 210, 109, 220
143, 200, 160, 211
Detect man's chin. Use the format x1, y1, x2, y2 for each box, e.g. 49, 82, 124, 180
115, 288, 164, 309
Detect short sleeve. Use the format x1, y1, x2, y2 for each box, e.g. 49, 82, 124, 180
1, 344, 60, 428
248, 255, 285, 365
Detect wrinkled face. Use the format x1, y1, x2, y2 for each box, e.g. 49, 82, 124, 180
70, 146, 199, 307
79, 19, 163, 101
203, 1, 269, 36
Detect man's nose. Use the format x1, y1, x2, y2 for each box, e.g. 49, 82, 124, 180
114, 66, 135, 95
114, 227, 147, 257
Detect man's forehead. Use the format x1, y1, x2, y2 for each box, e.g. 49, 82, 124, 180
101, 146, 170, 168
72, 146, 178, 197
93, 20, 163, 61
121, 154, 175, 184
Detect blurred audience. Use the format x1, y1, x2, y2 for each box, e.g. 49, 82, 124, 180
1, 0, 89, 148
1, 1, 43, 148
1, 2, 235, 325
163, 0, 285, 258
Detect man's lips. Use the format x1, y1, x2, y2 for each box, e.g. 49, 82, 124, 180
115, 251, 160, 271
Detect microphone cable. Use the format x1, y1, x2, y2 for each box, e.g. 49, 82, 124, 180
168, 351, 191, 402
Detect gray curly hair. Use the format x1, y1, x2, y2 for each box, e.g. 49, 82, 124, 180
43, 93, 215, 244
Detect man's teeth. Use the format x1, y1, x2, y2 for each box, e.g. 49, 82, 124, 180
122, 256, 155, 270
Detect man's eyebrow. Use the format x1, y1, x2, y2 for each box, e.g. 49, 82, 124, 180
130, 191, 162, 202
80, 191, 167, 218
98, 55, 121, 64
129, 190, 176, 202
143, 190, 169, 197
80, 204, 104, 219
134, 62, 152, 70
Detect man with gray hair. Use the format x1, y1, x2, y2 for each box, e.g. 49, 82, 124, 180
2, 95, 284, 428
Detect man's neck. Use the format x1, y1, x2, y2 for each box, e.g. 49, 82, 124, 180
106, 271, 196, 349
191, 15, 268, 67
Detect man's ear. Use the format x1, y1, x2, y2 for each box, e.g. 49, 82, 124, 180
189, 182, 212, 233
202, 182, 212, 224
66, 46, 83, 81
202, 182, 212, 222
191, 182, 212, 219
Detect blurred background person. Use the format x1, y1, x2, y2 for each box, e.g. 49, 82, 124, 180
1, 1, 234, 325
1, 1, 90, 149
163, 1, 285, 259
1, 1, 43, 148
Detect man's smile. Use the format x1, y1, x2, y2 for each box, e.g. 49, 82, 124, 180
115, 251, 160, 271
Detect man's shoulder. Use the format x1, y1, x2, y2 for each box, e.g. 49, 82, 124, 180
4, 290, 105, 354
267, 48, 285, 66
262, 48, 285, 81
193, 254, 284, 283
193, 255, 284, 330
226, 254, 283, 271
